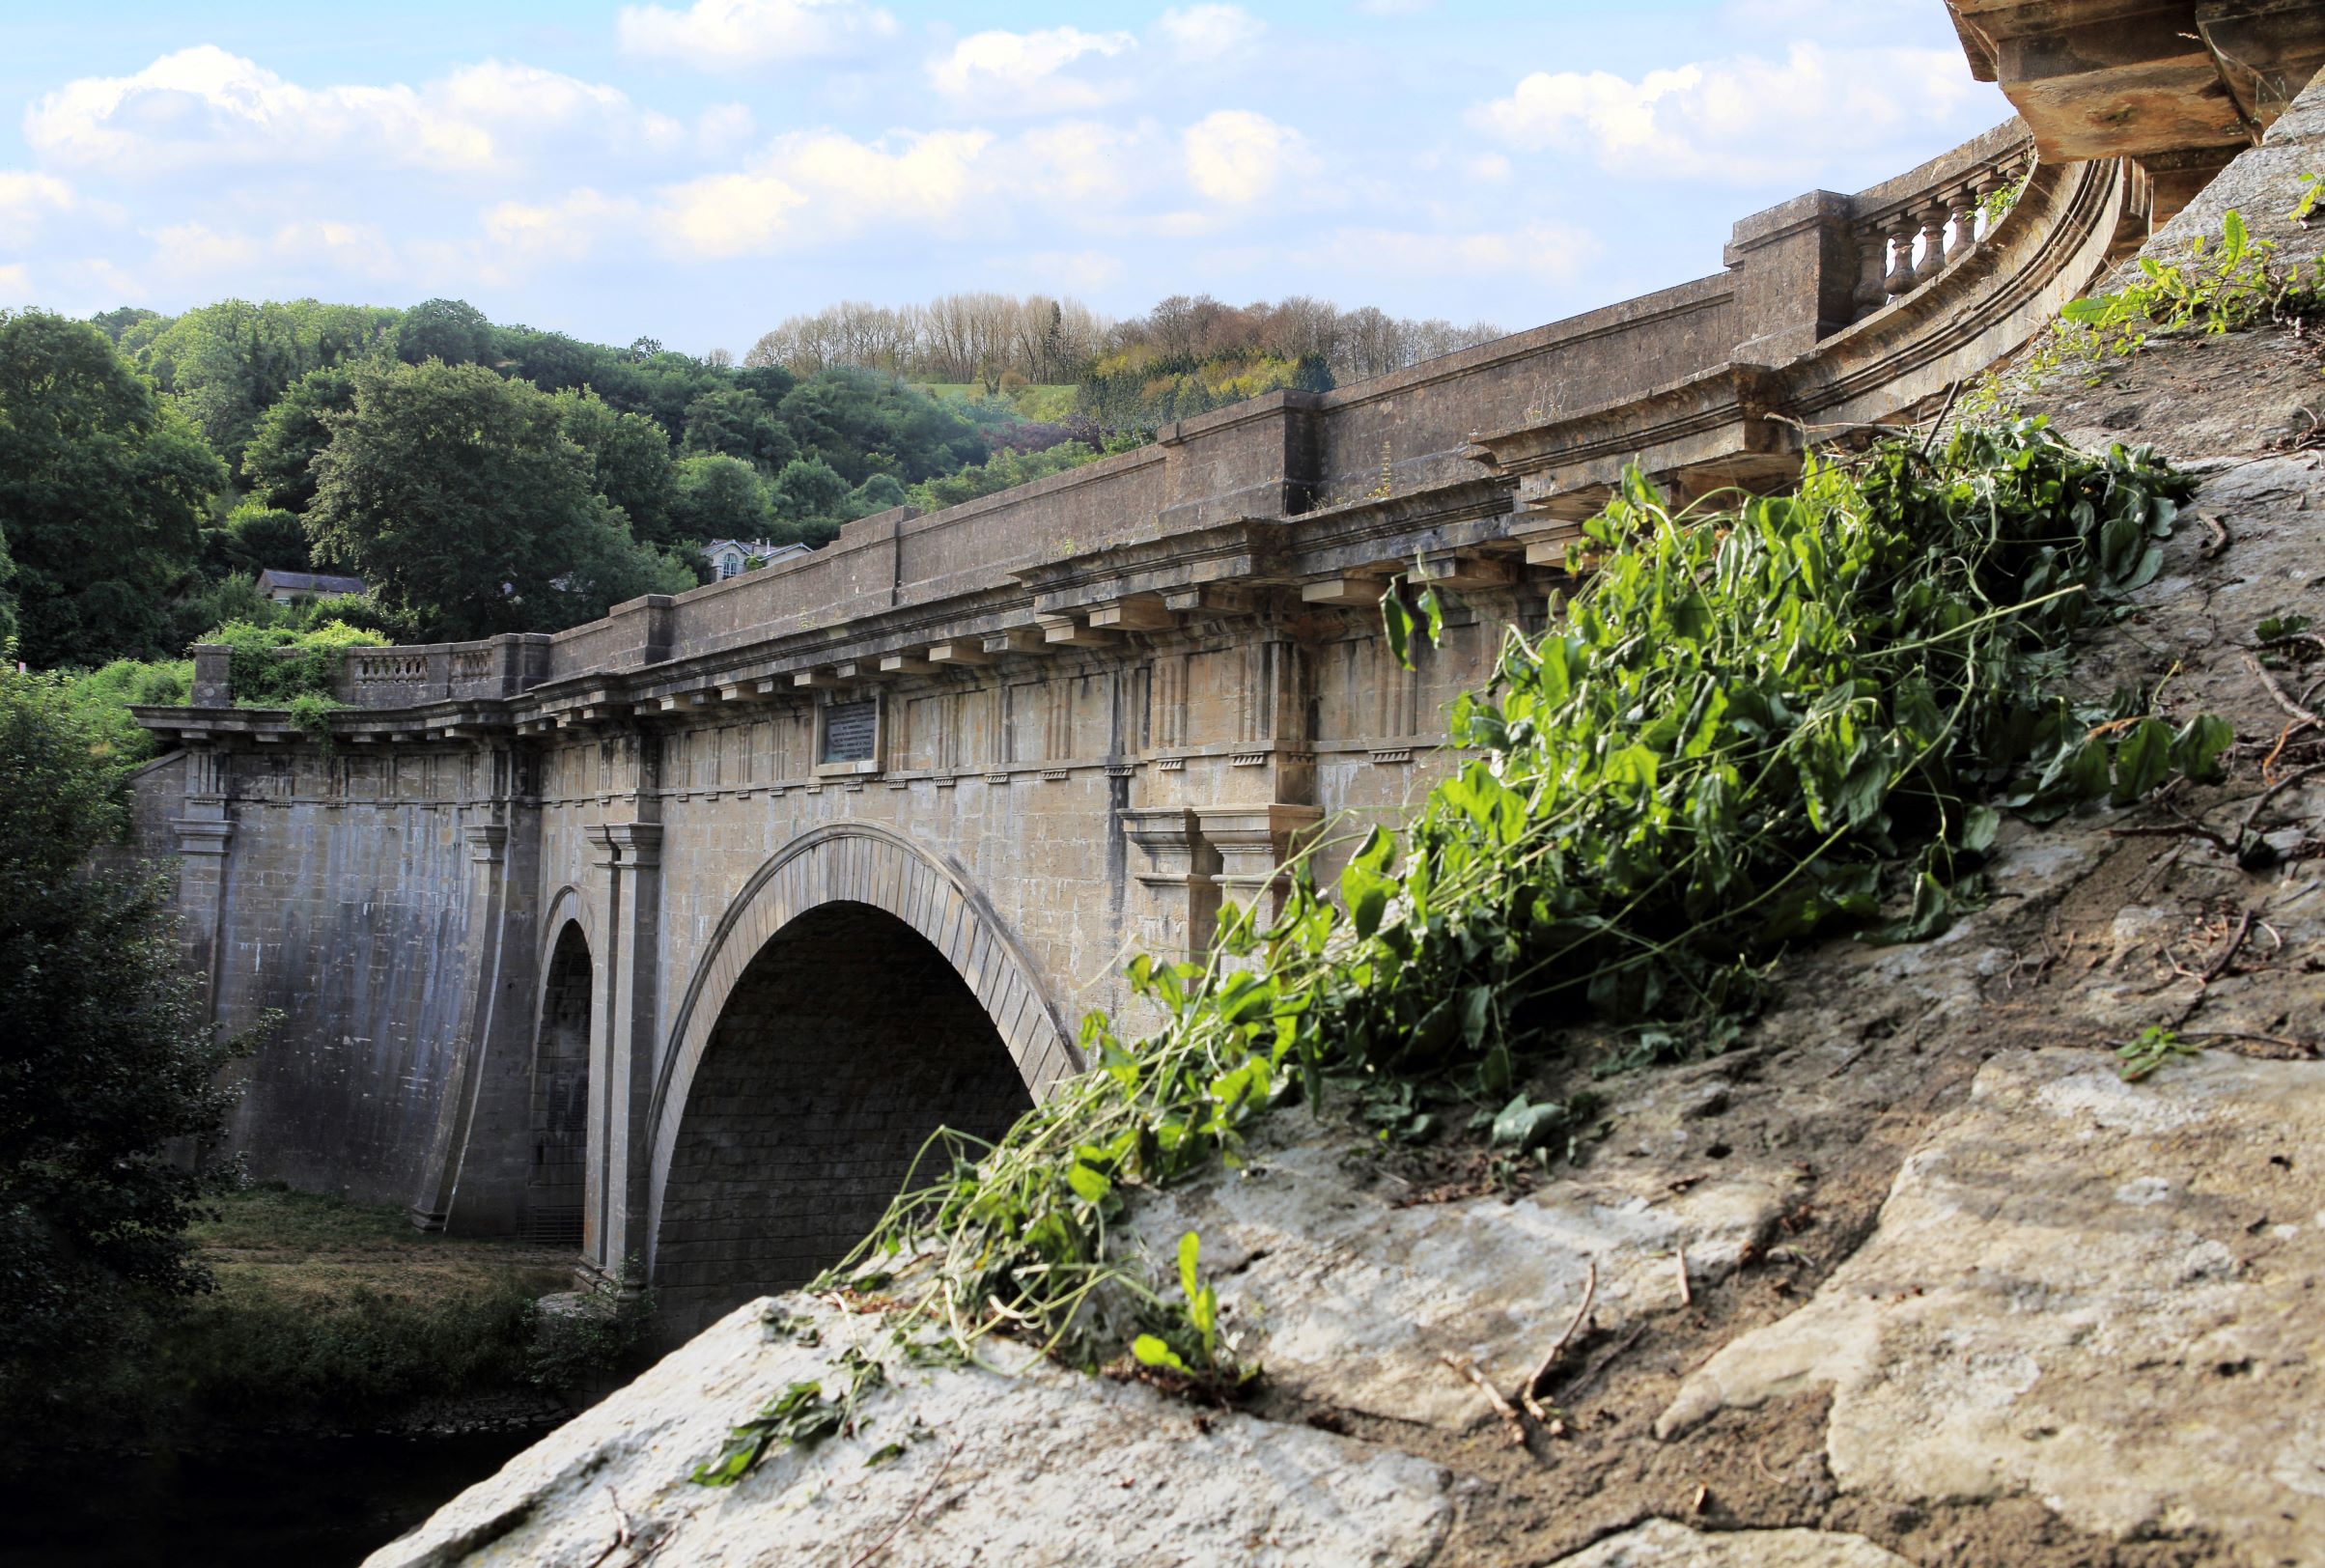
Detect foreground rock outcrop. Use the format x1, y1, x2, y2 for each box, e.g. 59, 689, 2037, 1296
373, 83, 2325, 1568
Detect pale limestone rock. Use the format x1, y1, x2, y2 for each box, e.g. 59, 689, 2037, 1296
1550, 1519, 1916, 1566
1122, 1118, 1799, 1430
1656, 1050, 2325, 1564
366, 1298, 1452, 1568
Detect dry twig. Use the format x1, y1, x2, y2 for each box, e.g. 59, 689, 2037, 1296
2200, 907, 2259, 984
1519, 1261, 1597, 1420
1562, 1325, 1649, 1404
1674, 1245, 1693, 1308
2239, 761, 2325, 848
2199, 511, 2231, 559
2247, 654, 2323, 730
584, 1488, 636, 1568
1441, 1352, 1530, 1448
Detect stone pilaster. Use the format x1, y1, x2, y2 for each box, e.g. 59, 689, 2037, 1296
581, 820, 663, 1287
170, 743, 235, 1014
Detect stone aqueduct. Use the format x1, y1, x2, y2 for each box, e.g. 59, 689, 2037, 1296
131, 122, 2153, 1329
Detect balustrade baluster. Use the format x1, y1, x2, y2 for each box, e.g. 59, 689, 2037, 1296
1882, 214, 1919, 297
1946, 185, 1979, 261
1913, 202, 1948, 284
1854, 227, 1890, 316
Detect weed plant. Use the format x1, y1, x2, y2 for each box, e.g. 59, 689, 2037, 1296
1972, 203, 2325, 410
696, 417, 2231, 1483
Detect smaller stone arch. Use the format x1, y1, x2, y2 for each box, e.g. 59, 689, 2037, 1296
523, 916, 593, 1245
646, 826, 1077, 1274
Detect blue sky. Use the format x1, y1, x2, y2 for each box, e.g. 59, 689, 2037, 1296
0, 1, 2010, 356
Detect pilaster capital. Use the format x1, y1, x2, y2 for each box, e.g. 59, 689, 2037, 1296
170, 817, 235, 856
463, 822, 509, 863
1192, 803, 1324, 901
603, 821, 664, 870
1119, 806, 1217, 889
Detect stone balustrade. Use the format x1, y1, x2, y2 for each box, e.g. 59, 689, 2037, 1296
1848, 124, 2036, 319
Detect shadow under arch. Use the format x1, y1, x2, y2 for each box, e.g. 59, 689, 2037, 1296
646, 825, 1078, 1324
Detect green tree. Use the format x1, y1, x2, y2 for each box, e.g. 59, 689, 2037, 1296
843, 472, 910, 518
680, 386, 798, 473
126, 298, 398, 467
0, 311, 224, 667
215, 502, 312, 574
491, 324, 606, 393
773, 455, 850, 522
305, 360, 682, 639
556, 388, 680, 546
241, 363, 358, 513
905, 441, 1102, 511
89, 306, 161, 345
395, 297, 493, 366
667, 453, 774, 545
0, 664, 244, 1374
777, 368, 988, 485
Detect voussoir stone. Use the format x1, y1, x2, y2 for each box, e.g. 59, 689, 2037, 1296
1655, 1049, 2325, 1564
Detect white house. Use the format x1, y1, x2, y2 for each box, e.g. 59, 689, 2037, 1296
702, 539, 812, 580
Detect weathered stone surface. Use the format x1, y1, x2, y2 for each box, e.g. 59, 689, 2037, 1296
368, 1299, 1452, 1568
1657, 1050, 2325, 1561
1125, 1122, 1798, 1430
1550, 1519, 1915, 1567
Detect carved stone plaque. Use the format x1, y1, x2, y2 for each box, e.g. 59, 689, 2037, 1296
821, 700, 880, 765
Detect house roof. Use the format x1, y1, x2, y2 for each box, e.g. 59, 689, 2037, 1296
701, 539, 813, 564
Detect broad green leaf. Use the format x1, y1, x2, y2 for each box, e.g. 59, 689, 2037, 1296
1066, 1164, 1111, 1204
1131, 1335, 1185, 1371
2111, 716, 2171, 804
2170, 713, 2233, 781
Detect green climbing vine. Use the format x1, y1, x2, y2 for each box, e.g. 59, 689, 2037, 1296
694, 416, 2233, 1484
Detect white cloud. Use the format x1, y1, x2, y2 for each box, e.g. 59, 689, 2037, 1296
696, 102, 758, 154
1158, 6, 1265, 62
1015, 120, 1157, 207
655, 128, 994, 259
1183, 109, 1309, 205
25, 46, 684, 177
929, 28, 1137, 115
654, 171, 809, 258
617, 0, 898, 69
1326, 220, 1598, 281
0, 170, 77, 236
0, 263, 33, 299
138, 217, 403, 285
1473, 42, 1976, 184
480, 187, 646, 270
991, 248, 1125, 293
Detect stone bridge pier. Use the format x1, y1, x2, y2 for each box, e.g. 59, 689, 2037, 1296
130, 115, 2153, 1323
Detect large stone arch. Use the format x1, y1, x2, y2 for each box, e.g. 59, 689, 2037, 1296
646, 825, 1078, 1289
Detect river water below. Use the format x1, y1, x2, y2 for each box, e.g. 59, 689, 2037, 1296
0, 1423, 548, 1568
